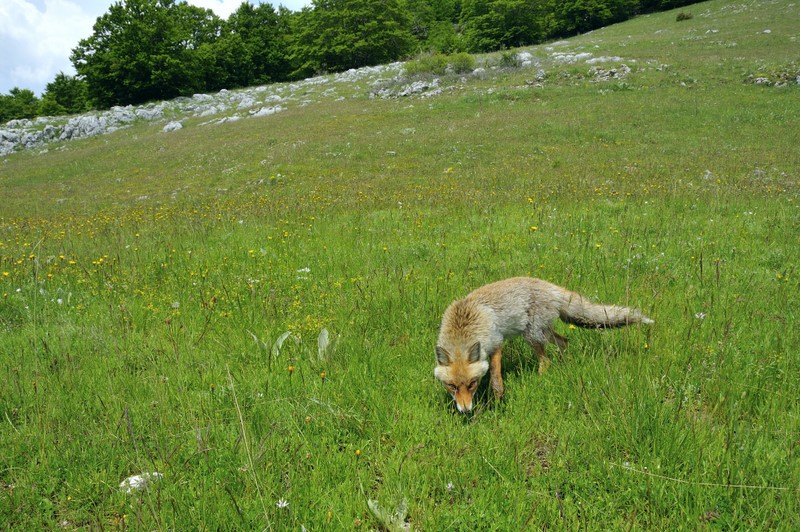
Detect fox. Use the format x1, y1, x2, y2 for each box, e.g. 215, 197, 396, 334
435, 277, 653, 413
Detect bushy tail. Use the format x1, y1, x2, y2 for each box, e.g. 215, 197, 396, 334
558, 290, 653, 329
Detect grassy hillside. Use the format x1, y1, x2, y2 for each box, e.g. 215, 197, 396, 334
1, 0, 798, 528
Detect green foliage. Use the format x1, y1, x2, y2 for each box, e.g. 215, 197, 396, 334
641, 0, 704, 11
461, 0, 549, 53
404, 52, 476, 76
498, 49, 523, 68
38, 73, 90, 117
290, 0, 416, 79
448, 52, 477, 73
191, 4, 294, 93
425, 20, 466, 53
0, 88, 39, 123
404, 53, 450, 76
71, 0, 223, 107
676, 11, 694, 21
224, 3, 293, 86
403, 0, 464, 52
553, 0, 637, 36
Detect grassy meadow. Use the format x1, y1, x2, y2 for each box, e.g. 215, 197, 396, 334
2, 0, 799, 528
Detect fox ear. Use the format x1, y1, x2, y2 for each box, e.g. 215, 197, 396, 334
435, 346, 451, 366
468, 342, 481, 363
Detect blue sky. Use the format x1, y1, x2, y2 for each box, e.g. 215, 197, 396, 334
0, 0, 310, 96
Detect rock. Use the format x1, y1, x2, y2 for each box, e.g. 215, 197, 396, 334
237, 97, 257, 110
0, 129, 19, 142
250, 106, 284, 117
42, 125, 59, 140
163, 121, 183, 132
6, 119, 32, 129
120, 472, 163, 493
60, 115, 107, 141
135, 107, 163, 120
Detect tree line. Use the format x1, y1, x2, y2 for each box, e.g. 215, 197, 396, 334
1, 0, 702, 122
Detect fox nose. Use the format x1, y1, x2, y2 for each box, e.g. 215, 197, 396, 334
456, 399, 472, 414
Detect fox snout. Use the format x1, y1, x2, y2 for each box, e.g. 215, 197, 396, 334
453, 388, 475, 414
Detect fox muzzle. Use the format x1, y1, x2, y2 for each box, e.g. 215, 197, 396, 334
454, 391, 474, 414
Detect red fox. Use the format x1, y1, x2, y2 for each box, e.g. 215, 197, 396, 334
435, 277, 653, 413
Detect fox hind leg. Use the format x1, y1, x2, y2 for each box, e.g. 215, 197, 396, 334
533, 343, 551, 375
550, 331, 568, 353
489, 346, 504, 399
524, 326, 552, 375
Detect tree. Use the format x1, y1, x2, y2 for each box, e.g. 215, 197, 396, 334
553, 0, 637, 36
0, 88, 40, 123
639, 0, 704, 12
38, 73, 90, 116
196, 33, 250, 92
224, 3, 292, 86
402, 0, 464, 52
290, 0, 416, 79
461, 0, 549, 53
70, 0, 223, 108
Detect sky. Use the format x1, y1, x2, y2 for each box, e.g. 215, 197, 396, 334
0, 0, 311, 96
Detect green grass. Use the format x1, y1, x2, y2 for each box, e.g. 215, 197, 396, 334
2, 0, 799, 528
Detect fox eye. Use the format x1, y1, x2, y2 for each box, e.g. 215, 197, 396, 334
467, 380, 478, 392
445, 383, 457, 394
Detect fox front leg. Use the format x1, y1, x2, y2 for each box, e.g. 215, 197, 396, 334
489, 346, 504, 399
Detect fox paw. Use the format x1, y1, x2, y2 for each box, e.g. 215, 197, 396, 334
492, 384, 505, 400
537, 357, 551, 375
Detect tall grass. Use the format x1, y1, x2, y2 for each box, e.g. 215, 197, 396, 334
1, 0, 798, 528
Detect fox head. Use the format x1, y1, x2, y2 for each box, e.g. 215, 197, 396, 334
434, 342, 489, 414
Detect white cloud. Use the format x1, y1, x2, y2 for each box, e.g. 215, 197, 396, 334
0, 0, 310, 96
190, 0, 246, 20
0, 0, 99, 94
